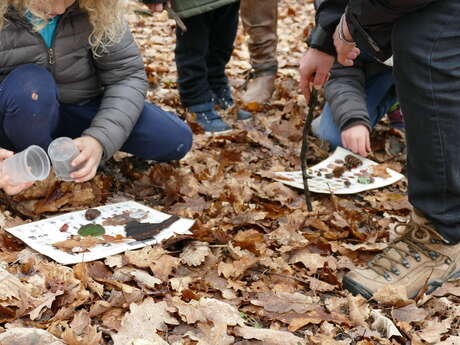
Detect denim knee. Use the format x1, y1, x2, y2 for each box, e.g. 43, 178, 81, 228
160, 115, 193, 161
0, 64, 59, 151
0, 64, 58, 107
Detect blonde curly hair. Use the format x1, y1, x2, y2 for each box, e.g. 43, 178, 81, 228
0, 0, 128, 56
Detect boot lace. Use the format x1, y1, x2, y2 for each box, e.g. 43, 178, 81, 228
367, 221, 446, 280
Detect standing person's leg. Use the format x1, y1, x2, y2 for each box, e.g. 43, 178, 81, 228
175, 13, 212, 108
56, 99, 192, 161
343, 0, 460, 299
0, 64, 59, 151
207, 2, 239, 95
312, 70, 395, 148
240, 0, 278, 105
207, 2, 251, 120
175, 12, 231, 132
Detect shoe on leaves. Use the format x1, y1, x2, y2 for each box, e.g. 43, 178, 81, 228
343, 220, 460, 299
241, 74, 275, 106
213, 88, 252, 121
189, 102, 232, 134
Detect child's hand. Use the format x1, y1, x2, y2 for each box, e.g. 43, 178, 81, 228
0, 149, 34, 195
341, 125, 371, 157
70, 136, 103, 183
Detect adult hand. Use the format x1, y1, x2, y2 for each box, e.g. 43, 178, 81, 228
299, 48, 335, 103
0, 149, 34, 195
341, 124, 371, 156
146, 0, 171, 12
333, 15, 360, 66
70, 136, 103, 183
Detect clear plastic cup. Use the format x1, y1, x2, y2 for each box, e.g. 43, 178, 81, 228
2, 145, 50, 185
48, 137, 80, 181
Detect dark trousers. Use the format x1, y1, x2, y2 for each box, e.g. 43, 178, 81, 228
393, 0, 460, 243
0, 64, 192, 162
175, 2, 240, 107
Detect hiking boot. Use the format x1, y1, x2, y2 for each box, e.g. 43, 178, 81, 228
188, 102, 232, 134
387, 103, 405, 130
241, 74, 276, 106
213, 88, 252, 121
343, 219, 460, 299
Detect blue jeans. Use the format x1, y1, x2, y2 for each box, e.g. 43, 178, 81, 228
0, 64, 192, 162
314, 70, 396, 148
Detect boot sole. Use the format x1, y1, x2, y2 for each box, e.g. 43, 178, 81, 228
343, 267, 460, 300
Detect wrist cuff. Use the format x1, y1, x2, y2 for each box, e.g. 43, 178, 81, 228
306, 25, 336, 56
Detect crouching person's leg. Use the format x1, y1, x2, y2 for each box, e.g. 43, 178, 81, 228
0, 64, 59, 151
121, 102, 193, 161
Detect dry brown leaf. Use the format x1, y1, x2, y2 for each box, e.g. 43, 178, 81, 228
250, 292, 317, 313
0, 328, 65, 345
217, 256, 257, 279
372, 284, 410, 307
172, 296, 245, 328
417, 319, 450, 344
185, 322, 235, 345
391, 303, 428, 322
112, 298, 178, 345
348, 294, 370, 327
180, 241, 211, 266
170, 276, 193, 292
149, 254, 180, 281
112, 267, 162, 290
125, 246, 165, 268
0, 267, 29, 301
235, 326, 305, 345
371, 310, 403, 338
289, 249, 336, 274
29, 291, 64, 320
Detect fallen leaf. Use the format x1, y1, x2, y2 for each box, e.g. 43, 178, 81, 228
180, 241, 211, 266
111, 298, 178, 345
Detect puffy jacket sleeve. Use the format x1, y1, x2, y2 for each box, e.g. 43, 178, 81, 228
307, 0, 347, 55
325, 62, 370, 131
82, 26, 148, 161
346, 0, 438, 60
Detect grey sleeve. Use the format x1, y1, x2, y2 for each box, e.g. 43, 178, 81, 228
325, 62, 370, 131
82, 26, 148, 161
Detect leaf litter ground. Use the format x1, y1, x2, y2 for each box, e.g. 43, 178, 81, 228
0, 1, 458, 344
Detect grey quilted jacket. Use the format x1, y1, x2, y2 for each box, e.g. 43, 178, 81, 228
0, 3, 148, 160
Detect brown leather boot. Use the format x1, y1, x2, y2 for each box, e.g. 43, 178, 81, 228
241, 74, 275, 106
240, 0, 278, 106
343, 219, 460, 299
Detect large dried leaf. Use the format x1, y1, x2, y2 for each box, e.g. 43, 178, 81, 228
391, 303, 428, 322
0, 269, 30, 302
235, 326, 305, 345
0, 328, 65, 345
371, 310, 402, 338
250, 292, 316, 313
180, 241, 211, 266
172, 297, 245, 327
111, 298, 178, 345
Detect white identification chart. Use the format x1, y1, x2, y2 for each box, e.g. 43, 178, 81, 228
5, 201, 194, 265
273, 147, 404, 194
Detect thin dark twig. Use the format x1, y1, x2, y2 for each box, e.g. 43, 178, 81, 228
301, 88, 318, 211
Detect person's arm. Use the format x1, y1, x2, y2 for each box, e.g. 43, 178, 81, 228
343, 0, 438, 61
300, 0, 349, 101
307, 0, 347, 56
325, 62, 371, 156
73, 25, 148, 182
